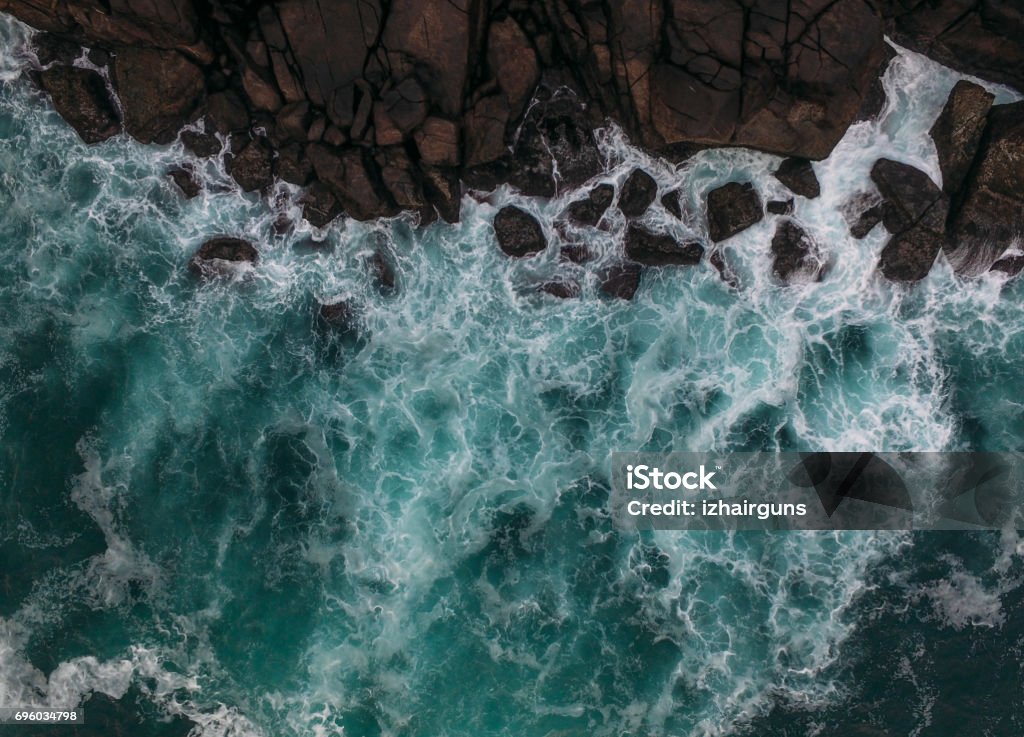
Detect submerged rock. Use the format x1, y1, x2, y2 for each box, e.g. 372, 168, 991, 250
774, 158, 820, 199
600, 261, 642, 300
565, 183, 614, 227
991, 255, 1024, 278
771, 220, 824, 283
368, 250, 396, 294
318, 299, 360, 334
494, 206, 546, 258
188, 237, 258, 277
930, 81, 994, 195
706, 182, 763, 242
618, 169, 657, 218
560, 243, 593, 264
540, 280, 581, 299
624, 225, 703, 266
35, 65, 120, 144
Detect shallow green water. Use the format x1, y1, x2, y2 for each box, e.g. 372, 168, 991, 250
2, 16, 1024, 737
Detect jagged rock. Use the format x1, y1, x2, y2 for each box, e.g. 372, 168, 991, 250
181, 129, 221, 158
565, 184, 614, 227
661, 190, 682, 219
949, 102, 1024, 266
276, 101, 312, 141
206, 90, 250, 135
188, 237, 258, 277
168, 165, 201, 198
494, 206, 546, 258
276, 143, 314, 186
771, 220, 823, 283
540, 280, 581, 299
227, 137, 274, 192
624, 225, 703, 266
767, 199, 794, 215
706, 182, 763, 242
110, 47, 205, 145
871, 158, 949, 281
308, 144, 398, 221
930, 81, 994, 195
710, 249, 739, 289
32, 32, 81, 66
857, 45, 898, 121
488, 17, 539, 115
619, 169, 658, 218
774, 158, 820, 199
376, 146, 427, 213
879, 1, 1024, 92
35, 65, 120, 144
842, 192, 884, 239
414, 117, 460, 167
600, 261, 642, 300
421, 166, 462, 224
302, 182, 344, 228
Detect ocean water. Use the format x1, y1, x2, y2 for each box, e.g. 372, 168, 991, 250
1, 13, 1024, 736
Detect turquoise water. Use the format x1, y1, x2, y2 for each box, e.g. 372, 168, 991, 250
2, 15, 1024, 736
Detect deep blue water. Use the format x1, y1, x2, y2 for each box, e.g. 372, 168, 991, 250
2, 15, 1024, 737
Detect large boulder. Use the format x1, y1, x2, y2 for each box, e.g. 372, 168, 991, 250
706, 182, 763, 242
188, 237, 258, 277
35, 65, 120, 144
870, 158, 950, 281
948, 102, 1024, 268
774, 158, 820, 199
494, 206, 546, 257
565, 184, 614, 227
930, 81, 994, 195
619, 169, 658, 218
624, 225, 704, 266
771, 220, 824, 283
600, 261, 643, 300
110, 47, 205, 145
226, 138, 274, 192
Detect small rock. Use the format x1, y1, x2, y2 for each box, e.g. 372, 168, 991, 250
600, 261, 642, 300
188, 237, 258, 277
624, 225, 703, 266
661, 190, 682, 219
774, 158, 820, 199
771, 220, 823, 283
494, 206, 546, 257
930, 80, 994, 195
706, 182, 763, 242
168, 165, 201, 198
767, 199, 794, 215
540, 280, 581, 299
565, 184, 614, 227
709, 250, 739, 289
619, 169, 658, 218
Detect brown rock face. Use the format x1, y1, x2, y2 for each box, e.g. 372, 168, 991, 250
879, 0, 1024, 92
35, 65, 120, 144
707, 183, 763, 242
774, 158, 820, 199
111, 47, 205, 145
930, 81, 994, 195
308, 145, 398, 221
226, 138, 274, 192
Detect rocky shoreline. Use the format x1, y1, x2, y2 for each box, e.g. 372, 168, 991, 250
3, 0, 1024, 295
